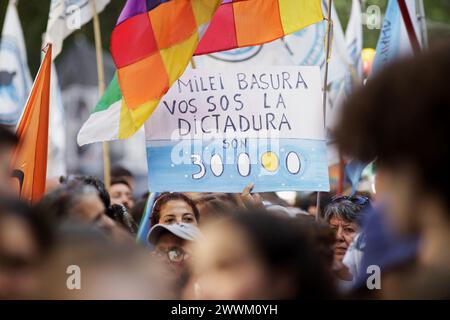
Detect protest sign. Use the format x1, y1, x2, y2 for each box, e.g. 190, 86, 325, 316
144, 66, 329, 193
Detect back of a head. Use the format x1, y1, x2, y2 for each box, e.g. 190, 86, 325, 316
61, 175, 111, 210
0, 126, 18, 192
333, 44, 450, 212
0, 197, 53, 256
36, 224, 175, 299
36, 181, 99, 225
295, 215, 335, 269
0, 125, 18, 148
108, 204, 138, 234
195, 194, 236, 222
111, 165, 133, 179
230, 211, 336, 299
110, 178, 132, 190
296, 192, 332, 217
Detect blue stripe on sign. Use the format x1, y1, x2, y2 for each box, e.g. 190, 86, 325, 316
146, 138, 330, 193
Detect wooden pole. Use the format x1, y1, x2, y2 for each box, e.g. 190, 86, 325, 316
322, 0, 333, 128
316, 0, 334, 221
190, 57, 197, 69
90, 0, 111, 188
398, 0, 421, 54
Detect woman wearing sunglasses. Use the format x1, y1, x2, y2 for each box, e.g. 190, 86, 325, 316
147, 222, 202, 297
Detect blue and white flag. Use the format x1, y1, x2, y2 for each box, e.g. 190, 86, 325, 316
372, 0, 421, 74
345, 160, 370, 195
0, 0, 32, 126
345, 0, 363, 82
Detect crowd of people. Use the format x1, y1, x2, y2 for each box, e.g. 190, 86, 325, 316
0, 44, 449, 300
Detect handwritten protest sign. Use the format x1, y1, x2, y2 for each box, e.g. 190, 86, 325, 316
144, 66, 329, 193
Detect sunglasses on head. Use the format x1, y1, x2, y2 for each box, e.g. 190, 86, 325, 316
331, 195, 370, 206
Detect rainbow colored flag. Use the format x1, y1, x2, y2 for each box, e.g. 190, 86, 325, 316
80, 0, 324, 144
196, 0, 324, 55
110, 0, 221, 139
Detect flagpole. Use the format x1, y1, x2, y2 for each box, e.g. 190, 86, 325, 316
316, 0, 334, 221
90, 0, 111, 188
136, 192, 159, 244
322, 1, 333, 128
416, 0, 428, 49
190, 57, 197, 69
398, 0, 421, 54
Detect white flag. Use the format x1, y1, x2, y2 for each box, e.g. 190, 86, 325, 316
345, 0, 363, 81
0, 0, 32, 126
45, 0, 110, 59
47, 63, 67, 179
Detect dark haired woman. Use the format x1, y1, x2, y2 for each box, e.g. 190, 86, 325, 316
151, 193, 199, 226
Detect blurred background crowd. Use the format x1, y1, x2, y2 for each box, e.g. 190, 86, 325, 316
1, 42, 450, 299
1, 0, 450, 300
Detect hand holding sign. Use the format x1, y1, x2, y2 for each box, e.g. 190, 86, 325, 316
234, 183, 264, 210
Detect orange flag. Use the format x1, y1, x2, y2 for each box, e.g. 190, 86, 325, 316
11, 45, 52, 203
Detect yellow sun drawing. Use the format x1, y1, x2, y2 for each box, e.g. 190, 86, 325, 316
261, 151, 279, 172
